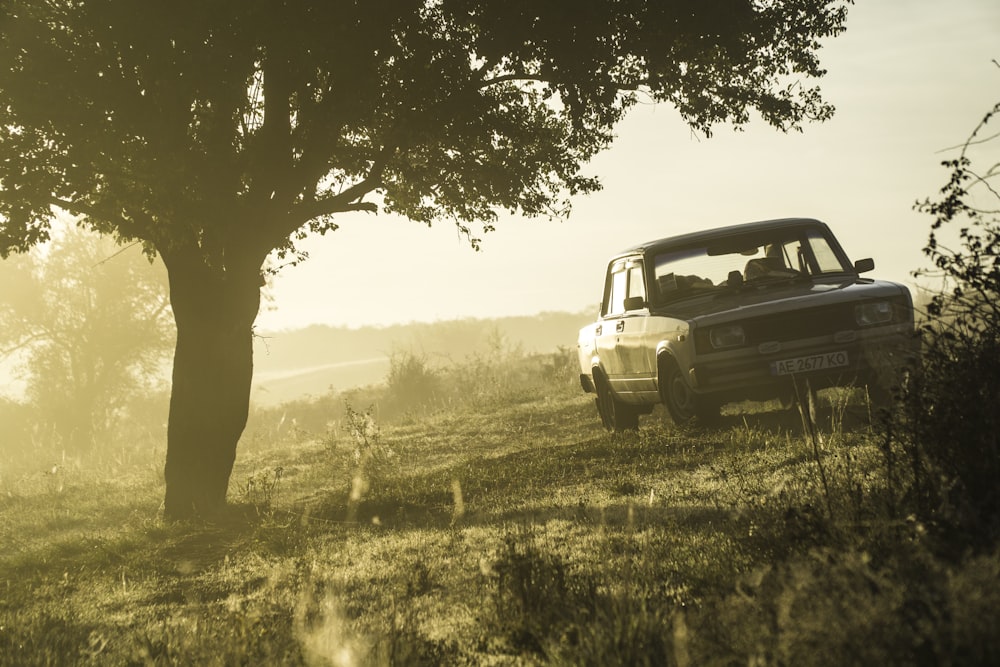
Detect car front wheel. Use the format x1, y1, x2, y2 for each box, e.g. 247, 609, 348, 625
661, 357, 718, 425
595, 374, 639, 432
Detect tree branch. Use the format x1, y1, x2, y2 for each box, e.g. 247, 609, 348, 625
269, 138, 398, 250
478, 69, 644, 93
48, 197, 156, 246
48, 196, 99, 219
0, 330, 50, 357
286, 175, 381, 224
0, 322, 77, 358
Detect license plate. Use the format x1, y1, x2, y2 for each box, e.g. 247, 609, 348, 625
770, 350, 849, 376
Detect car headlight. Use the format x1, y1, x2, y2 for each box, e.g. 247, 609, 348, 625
855, 301, 893, 326
710, 324, 746, 349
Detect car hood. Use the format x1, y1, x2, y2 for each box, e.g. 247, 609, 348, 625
652, 278, 908, 325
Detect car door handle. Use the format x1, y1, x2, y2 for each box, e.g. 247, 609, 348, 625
616, 320, 626, 333
595, 324, 602, 336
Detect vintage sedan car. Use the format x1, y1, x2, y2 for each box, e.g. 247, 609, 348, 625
576, 218, 916, 430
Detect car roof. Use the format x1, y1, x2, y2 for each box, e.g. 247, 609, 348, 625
612, 217, 830, 258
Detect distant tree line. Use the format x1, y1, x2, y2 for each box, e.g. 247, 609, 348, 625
0, 226, 173, 453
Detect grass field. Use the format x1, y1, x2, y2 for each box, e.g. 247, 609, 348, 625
1, 351, 998, 665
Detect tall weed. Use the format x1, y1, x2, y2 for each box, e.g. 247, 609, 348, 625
339, 402, 396, 509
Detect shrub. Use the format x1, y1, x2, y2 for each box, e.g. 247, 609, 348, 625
889, 97, 1000, 550
446, 327, 530, 407
385, 348, 440, 416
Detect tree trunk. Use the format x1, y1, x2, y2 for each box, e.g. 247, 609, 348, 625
161, 248, 262, 521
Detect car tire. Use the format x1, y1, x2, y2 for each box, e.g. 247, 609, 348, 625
595, 374, 639, 432
660, 357, 718, 425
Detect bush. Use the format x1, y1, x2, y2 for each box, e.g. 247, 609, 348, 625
888, 98, 1000, 550
385, 348, 441, 416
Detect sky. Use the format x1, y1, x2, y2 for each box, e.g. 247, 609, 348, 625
253, 1, 999, 331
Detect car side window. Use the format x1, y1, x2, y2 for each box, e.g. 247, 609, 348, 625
604, 262, 628, 316
807, 231, 845, 273
627, 263, 645, 304
603, 258, 645, 316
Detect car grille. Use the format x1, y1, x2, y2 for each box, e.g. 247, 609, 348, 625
742, 304, 857, 343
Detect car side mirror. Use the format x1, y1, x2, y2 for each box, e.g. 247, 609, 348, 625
623, 296, 646, 311
854, 258, 875, 273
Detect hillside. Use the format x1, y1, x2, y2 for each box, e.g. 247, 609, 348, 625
251, 310, 593, 405
2, 351, 997, 665
0, 312, 594, 406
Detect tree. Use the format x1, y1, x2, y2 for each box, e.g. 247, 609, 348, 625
0, 0, 851, 519
0, 225, 173, 451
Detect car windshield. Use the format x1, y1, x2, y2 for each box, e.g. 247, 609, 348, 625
652, 227, 850, 304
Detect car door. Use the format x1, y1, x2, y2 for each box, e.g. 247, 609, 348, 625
617, 259, 657, 396
597, 257, 654, 398
596, 259, 628, 385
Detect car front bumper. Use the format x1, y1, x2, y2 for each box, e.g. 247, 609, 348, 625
687, 324, 918, 401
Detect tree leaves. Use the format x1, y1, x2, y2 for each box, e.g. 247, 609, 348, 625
0, 0, 851, 265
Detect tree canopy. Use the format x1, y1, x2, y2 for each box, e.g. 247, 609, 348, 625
1, 0, 849, 261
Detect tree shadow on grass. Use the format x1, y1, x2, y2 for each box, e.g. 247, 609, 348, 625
157, 504, 264, 571
0, 501, 268, 595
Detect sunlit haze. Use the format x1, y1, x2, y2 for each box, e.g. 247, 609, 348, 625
254, 0, 1000, 331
